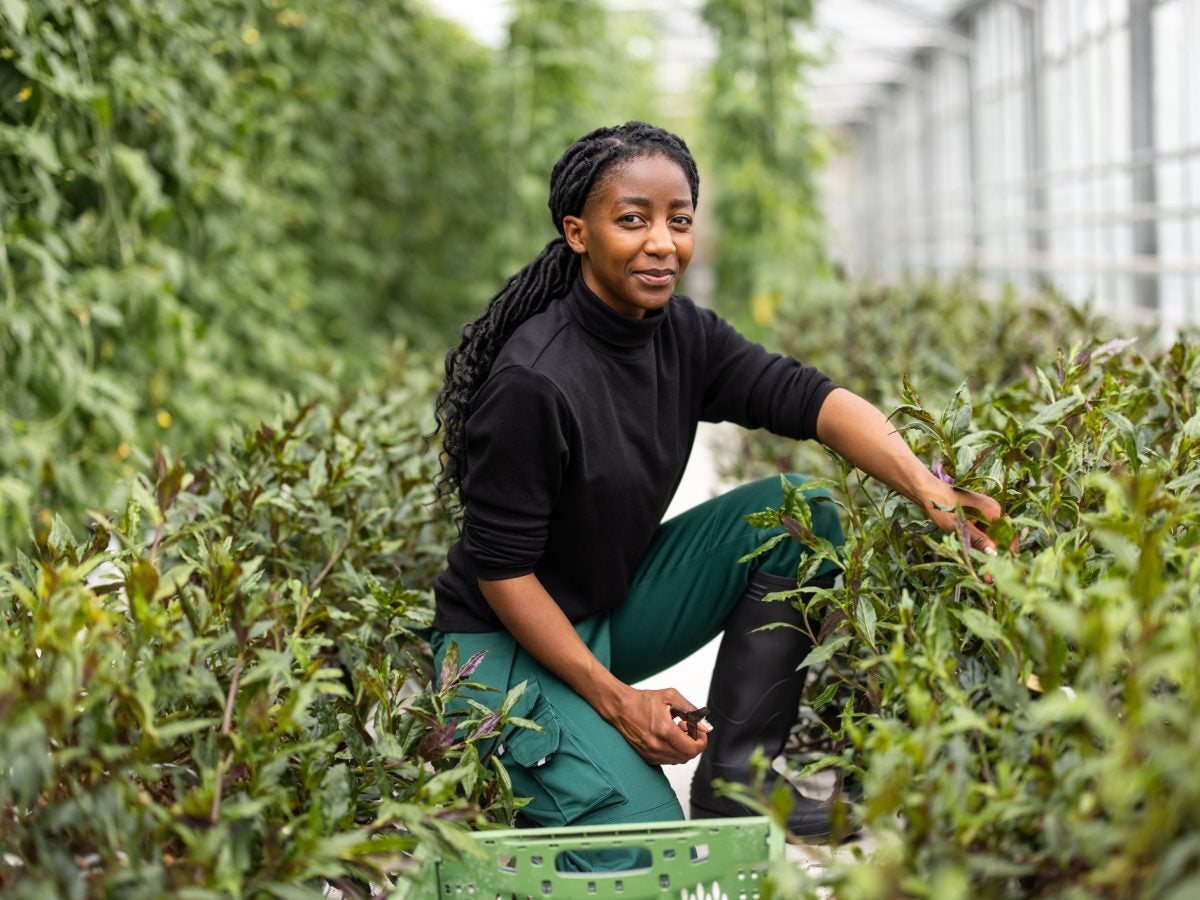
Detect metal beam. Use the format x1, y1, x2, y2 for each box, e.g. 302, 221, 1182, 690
1020, 0, 1048, 287
1130, 0, 1160, 310
859, 0, 974, 54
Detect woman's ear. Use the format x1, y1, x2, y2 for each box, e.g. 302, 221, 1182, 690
562, 215, 587, 254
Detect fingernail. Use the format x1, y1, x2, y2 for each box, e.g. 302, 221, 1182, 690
700, 719, 713, 732
672, 716, 682, 726
985, 547, 998, 557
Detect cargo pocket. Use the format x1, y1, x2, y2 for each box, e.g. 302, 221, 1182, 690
499, 679, 626, 826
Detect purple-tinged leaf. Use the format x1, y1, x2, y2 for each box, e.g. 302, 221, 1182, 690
932, 458, 956, 486
82, 522, 110, 563
457, 650, 487, 681
1092, 337, 1137, 361
467, 712, 501, 743
125, 559, 159, 603
955, 509, 972, 551
187, 467, 210, 495
156, 460, 185, 513
817, 607, 847, 644
438, 643, 459, 689
781, 514, 817, 545
417, 722, 457, 762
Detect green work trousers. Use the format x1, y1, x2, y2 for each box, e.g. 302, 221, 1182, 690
430, 474, 843, 871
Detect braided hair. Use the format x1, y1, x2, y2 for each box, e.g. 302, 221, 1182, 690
433, 121, 701, 511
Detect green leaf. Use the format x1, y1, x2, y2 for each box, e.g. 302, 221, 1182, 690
737, 530, 788, 563
6, 715, 51, 807
125, 558, 160, 603
810, 682, 839, 710
153, 717, 222, 741
854, 595, 877, 648
438, 641, 459, 689
48, 514, 75, 552
319, 763, 353, 827
498, 679, 529, 718
112, 144, 167, 212
1031, 394, 1086, 429
0, 0, 28, 32
798, 635, 852, 668
504, 716, 542, 731
956, 607, 1005, 644
744, 509, 780, 529
21, 130, 62, 171
16, 549, 37, 586
1161, 876, 1200, 900
894, 403, 940, 431
308, 449, 328, 495
947, 383, 973, 441
263, 881, 328, 899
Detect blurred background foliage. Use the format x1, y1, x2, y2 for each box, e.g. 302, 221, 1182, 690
0, 0, 671, 559
700, 0, 830, 338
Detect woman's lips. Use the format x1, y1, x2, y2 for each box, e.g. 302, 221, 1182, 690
634, 270, 674, 286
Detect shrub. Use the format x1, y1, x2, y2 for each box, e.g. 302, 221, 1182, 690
0, 376, 527, 897
0, 0, 512, 559
743, 313, 1200, 896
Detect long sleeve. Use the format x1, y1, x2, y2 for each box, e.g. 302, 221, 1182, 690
461, 366, 572, 579
697, 307, 836, 439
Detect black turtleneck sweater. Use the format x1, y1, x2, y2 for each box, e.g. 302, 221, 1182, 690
431, 279, 836, 633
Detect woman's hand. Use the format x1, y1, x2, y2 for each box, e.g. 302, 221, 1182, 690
921, 483, 1007, 554
816, 389, 1017, 556
597, 684, 710, 766
478, 574, 712, 766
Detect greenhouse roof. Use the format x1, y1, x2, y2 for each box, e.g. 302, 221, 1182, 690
427, 0, 975, 128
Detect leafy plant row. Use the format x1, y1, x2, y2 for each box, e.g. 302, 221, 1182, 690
735, 281, 1200, 897
699, 0, 829, 329
0, 372, 527, 898
0, 0, 503, 559
0, 0, 658, 562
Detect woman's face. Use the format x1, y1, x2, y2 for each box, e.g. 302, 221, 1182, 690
561, 154, 695, 319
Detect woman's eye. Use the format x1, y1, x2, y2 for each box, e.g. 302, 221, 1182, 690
618, 214, 642, 224
673, 216, 693, 227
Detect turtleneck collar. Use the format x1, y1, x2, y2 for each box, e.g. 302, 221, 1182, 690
562, 277, 666, 357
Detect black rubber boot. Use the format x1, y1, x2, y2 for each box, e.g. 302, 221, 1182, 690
689, 568, 849, 841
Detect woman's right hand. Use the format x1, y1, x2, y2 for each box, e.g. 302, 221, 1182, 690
599, 684, 711, 766
477, 574, 711, 765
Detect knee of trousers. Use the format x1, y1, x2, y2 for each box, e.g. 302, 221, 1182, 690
750, 473, 845, 575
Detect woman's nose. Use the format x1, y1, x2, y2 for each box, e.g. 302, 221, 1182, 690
643, 219, 674, 256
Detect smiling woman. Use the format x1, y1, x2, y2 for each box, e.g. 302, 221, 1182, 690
427, 121, 1007, 871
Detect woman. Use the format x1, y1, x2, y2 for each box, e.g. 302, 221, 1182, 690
430, 122, 1002, 864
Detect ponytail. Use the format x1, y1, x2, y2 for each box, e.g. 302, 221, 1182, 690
433, 238, 577, 510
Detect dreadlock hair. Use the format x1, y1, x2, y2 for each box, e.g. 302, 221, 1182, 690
433, 121, 701, 512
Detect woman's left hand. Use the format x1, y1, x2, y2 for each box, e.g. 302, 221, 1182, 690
921, 485, 1007, 555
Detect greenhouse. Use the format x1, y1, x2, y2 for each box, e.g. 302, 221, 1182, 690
436, 0, 1200, 333
1, 1, 1197, 898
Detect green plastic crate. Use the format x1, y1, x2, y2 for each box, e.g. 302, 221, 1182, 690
405, 815, 782, 899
